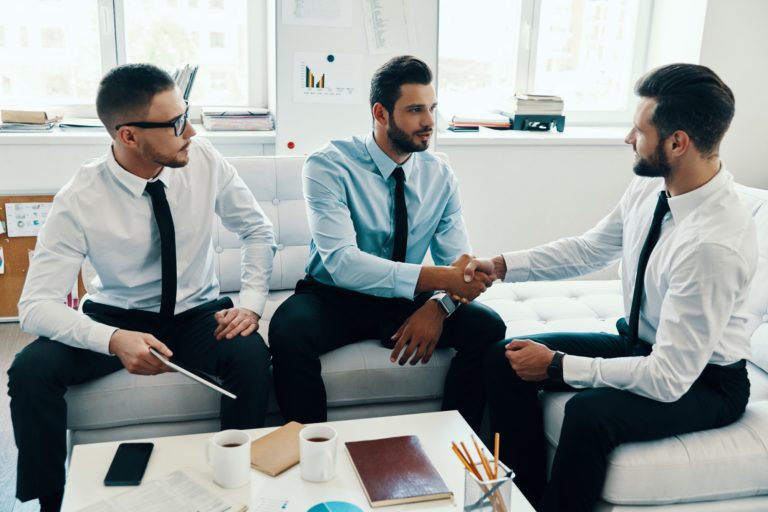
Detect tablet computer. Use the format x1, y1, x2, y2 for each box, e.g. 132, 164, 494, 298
149, 347, 237, 399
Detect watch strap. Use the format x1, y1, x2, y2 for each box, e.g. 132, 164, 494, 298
547, 351, 565, 382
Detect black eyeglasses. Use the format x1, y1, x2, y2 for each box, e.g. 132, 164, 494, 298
115, 101, 189, 137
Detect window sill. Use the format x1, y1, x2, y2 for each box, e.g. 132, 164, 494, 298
436, 126, 630, 146
0, 125, 276, 145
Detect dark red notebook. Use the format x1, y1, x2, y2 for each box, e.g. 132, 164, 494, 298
345, 435, 453, 507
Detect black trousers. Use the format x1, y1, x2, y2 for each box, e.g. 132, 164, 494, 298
484, 319, 750, 512
268, 278, 507, 431
7, 297, 271, 502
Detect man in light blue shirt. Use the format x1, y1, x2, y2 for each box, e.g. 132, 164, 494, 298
269, 56, 505, 431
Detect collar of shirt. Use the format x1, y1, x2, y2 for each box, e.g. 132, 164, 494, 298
106, 145, 172, 197
666, 165, 731, 223
364, 133, 416, 181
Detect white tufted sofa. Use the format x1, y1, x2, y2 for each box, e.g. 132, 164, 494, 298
64, 155, 768, 510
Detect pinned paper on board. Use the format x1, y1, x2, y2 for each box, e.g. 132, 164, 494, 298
363, 0, 412, 55
0, 220, 5, 235
282, 0, 353, 27
6, 202, 52, 237
294, 52, 363, 104
0, 247, 5, 275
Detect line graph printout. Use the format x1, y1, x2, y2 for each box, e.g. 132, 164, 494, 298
282, 0, 353, 27
293, 52, 363, 104
363, 0, 411, 55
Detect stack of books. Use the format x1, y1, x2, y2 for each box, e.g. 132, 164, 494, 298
450, 113, 511, 130
201, 107, 274, 131
500, 93, 564, 117
0, 110, 57, 132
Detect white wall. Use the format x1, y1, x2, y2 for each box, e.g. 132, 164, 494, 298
438, 140, 633, 259
700, 0, 768, 188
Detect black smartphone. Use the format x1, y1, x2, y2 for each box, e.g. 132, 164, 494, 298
104, 442, 154, 486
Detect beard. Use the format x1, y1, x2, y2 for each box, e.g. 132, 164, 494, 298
633, 140, 672, 178
145, 142, 190, 169
387, 117, 431, 155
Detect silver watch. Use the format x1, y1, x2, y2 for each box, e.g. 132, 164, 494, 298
431, 292, 458, 317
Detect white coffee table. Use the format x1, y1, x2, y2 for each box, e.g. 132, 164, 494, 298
62, 411, 534, 511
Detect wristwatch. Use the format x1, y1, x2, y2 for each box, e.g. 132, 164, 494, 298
547, 351, 565, 382
430, 292, 458, 318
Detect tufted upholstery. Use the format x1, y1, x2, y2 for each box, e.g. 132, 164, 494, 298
64, 155, 768, 510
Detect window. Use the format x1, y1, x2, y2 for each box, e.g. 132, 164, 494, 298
0, 0, 266, 110
439, 0, 654, 124
0, 0, 102, 105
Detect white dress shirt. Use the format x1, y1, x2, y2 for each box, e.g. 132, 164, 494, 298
503, 168, 758, 402
18, 137, 276, 355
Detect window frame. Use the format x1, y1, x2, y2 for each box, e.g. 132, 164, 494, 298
18, 0, 268, 118
447, 0, 655, 126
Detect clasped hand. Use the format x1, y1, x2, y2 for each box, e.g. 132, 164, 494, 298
446, 254, 494, 303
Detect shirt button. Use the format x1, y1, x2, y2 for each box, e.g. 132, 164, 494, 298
272, 198, 280, 205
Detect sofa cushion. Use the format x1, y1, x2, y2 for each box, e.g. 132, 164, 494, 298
541, 385, 768, 505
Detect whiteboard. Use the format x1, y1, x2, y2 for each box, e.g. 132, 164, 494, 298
274, 0, 439, 155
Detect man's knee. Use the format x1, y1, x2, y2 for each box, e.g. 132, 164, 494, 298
224, 333, 270, 371
463, 302, 507, 344
268, 302, 319, 358
8, 339, 59, 397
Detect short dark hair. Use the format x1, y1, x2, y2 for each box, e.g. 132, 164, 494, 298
369, 55, 432, 114
96, 63, 176, 136
635, 63, 735, 156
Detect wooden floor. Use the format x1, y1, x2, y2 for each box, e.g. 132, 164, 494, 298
1, 323, 40, 512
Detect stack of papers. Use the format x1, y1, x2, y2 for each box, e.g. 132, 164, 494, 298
501, 94, 564, 117
0, 109, 58, 132
201, 107, 274, 131
0, 122, 55, 132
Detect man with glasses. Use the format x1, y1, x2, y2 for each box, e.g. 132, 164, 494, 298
7, 63, 276, 512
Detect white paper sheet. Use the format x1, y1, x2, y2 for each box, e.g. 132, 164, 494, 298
363, 0, 411, 55
282, 0, 353, 27
6, 202, 52, 237
293, 52, 363, 104
0, 247, 5, 275
78, 468, 247, 512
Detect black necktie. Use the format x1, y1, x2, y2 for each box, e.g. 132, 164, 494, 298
145, 180, 177, 318
628, 191, 670, 347
391, 167, 408, 263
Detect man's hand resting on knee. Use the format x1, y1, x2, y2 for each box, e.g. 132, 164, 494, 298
108, 330, 173, 375
214, 307, 261, 340
390, 300, 446, 366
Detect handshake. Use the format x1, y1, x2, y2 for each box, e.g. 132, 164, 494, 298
443, 254, 508, 304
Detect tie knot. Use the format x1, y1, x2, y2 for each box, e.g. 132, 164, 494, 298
392, 167, 405, 184
145, 180, 165, 197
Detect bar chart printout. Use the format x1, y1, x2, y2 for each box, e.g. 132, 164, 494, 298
294, 52, 363, 104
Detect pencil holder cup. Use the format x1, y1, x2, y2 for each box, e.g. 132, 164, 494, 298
463, 461, 514, 512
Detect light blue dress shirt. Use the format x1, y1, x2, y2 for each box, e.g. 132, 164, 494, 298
303, 133, 471, 298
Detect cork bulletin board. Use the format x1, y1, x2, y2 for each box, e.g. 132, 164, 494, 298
0, 195, 84, 319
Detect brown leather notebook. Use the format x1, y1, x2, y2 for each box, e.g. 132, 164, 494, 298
345, 435, 453, 507
250, 421, 304, 476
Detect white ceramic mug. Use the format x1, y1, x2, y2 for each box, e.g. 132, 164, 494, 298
299, 425, 338, 482
205, 429, 251, 488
